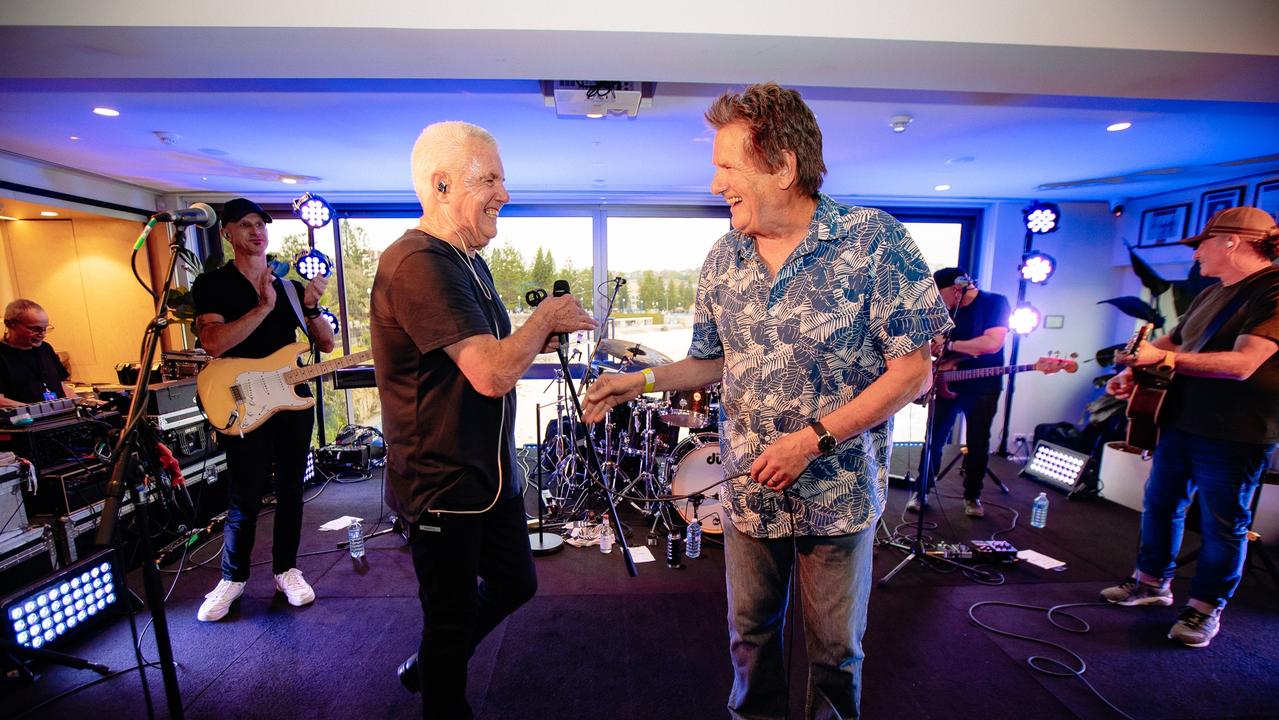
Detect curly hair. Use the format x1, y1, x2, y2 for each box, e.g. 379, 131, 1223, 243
705, 82, 826, 198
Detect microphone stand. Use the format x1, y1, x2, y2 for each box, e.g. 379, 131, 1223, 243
556, 330, 637, 577
94, 222, 188, 719
879, 353, 966, 587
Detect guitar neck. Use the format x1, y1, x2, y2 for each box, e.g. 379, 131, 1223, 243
938, 363, 1036, 383
282, 350, 373, 385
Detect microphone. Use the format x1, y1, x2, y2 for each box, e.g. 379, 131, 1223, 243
153, 203, 217, 228
553, 280, 571, 360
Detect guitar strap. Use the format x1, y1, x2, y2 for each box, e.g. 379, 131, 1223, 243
1181, 289, 1249, 354
278, 278, 312, 339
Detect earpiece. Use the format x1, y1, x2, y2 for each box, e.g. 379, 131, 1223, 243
1226, 241, 1235, 248
437, 181, 447, 193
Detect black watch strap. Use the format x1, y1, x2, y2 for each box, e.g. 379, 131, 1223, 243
809, 420, 837, 455
302, 305, 322, 318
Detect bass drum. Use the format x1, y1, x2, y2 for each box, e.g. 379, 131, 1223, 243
666, 433, 726, 535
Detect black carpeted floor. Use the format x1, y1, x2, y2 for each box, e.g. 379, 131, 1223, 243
5, 451, 1279, 719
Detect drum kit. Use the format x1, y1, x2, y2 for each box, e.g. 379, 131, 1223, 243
535, 338, 726, 538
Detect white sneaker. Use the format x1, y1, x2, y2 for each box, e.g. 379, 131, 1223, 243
273, 568, 315, 607
197, 579, 246, 622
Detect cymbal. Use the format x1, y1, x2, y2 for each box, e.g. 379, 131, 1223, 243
593, 338, 673, 370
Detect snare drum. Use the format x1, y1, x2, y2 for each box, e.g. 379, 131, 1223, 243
661, 386, 715, 428
667, 433, 726, 534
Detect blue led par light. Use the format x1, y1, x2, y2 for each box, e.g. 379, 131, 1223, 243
292, 192, 335, 280
2, 548, 121, 650
1019, 251, 1057, 284
1023, 201, 1061, 234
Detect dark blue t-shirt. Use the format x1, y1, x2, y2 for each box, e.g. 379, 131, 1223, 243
945, 291, 1010, 394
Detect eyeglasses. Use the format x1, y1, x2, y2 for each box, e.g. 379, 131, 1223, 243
24, 324, 53, 334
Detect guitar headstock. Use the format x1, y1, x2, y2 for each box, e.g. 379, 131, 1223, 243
1034, 355, 1079, 374
1124, 323, 1153, 356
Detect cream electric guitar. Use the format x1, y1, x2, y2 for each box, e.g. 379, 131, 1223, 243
197, 342, 372, 435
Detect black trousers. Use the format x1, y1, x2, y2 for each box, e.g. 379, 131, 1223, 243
920, 390, 1001, 501
410, 492, 537, 720
217, 408, 314, 581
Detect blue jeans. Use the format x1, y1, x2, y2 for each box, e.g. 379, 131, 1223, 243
723, 520, 874, 720
921, 391, 1000, 500
1137, 426, 1273, 606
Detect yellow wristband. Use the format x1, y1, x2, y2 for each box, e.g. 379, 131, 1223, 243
641, 368, 656, 394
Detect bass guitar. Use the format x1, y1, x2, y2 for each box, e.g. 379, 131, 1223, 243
197, 342, 372, 435
923, 354, 1078, 402
1120, 323, 1171, 455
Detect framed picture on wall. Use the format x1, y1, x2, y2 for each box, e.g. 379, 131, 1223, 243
1255, 179, 1279, 224
1137, 203, 1191, 247
1198, 186, 1245, 231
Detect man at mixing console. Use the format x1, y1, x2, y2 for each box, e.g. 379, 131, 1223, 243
0, 298, 75, 408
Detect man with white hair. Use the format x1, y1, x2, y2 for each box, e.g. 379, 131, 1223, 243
371, 121, 595, 718
0, 298, 74, 408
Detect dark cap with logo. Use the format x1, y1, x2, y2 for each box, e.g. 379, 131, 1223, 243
221, 198, 272, 225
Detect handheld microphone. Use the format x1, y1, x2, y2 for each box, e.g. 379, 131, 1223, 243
153, 202, 217, 228
553, 280, 571, 360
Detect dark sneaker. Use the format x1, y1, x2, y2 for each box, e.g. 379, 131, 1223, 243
1100, 577, 1173, 606
964, 499, 985, 517
398, 652, 420, 693
1168, 605, 1221, 648
905, 494, 926, 513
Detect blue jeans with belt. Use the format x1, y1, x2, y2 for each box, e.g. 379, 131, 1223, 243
1137, 425, 1273, 606
723, 520, 874, 720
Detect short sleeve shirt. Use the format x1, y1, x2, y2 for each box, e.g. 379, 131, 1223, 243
0, 342, 69, 403
945, 291, 1011, 394
689, 195, 953, 538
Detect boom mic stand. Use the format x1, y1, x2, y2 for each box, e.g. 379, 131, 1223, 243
529, 401, 563, 554
878, 374, 966, 587
95, 220, 189, 719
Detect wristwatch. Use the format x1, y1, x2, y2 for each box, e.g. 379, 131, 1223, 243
302, 304, 322, 319
809, 420, 838, 455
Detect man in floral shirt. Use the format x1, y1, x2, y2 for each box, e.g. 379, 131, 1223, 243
585, 83, 950, 719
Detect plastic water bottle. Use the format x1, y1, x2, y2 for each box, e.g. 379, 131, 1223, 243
1031, 492, 1049, 529
347, 518, 365, 558
599, 513, 614, 554
685, 518, 703, 559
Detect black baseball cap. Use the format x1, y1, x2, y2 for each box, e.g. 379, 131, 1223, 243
221, 198, 272, 224
933, 267, 971, 288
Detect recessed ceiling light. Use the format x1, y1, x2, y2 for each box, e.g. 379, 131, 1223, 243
69, 135, 80, 141
1107, 122, 1132, 132
40, 211, 59, 217
934, 184, 951, 192
201, 177, 208, 181
585, 112, 605, 119
92, 107, 120, 117
281, 177, 298, 185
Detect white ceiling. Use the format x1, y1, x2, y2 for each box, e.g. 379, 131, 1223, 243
1, 2, 1277, 207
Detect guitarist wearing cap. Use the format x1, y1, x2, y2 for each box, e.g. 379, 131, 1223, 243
190, 197, 335, 623
913, 267, 1009, 518
1102, 206, 1279, 648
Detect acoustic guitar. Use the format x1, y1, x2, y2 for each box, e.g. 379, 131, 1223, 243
197, 342, 372, 435
1120, 323, 1172, 456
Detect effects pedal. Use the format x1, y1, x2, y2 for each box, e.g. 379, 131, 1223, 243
970, 539, 1019, 564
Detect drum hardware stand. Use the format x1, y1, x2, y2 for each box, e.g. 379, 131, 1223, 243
529, 402, 563, 554
879, 379, 966, 587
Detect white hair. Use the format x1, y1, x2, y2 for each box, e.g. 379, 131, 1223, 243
410, 121, 498, 209
4, 298, 43, 326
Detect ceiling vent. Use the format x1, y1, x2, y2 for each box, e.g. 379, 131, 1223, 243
541, 81, 656, 118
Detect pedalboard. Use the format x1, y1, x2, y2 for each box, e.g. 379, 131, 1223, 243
928, 539, 1019, 564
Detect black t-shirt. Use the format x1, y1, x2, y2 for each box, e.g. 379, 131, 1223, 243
0, 341, 69, 404
945, 290, 1010, 394
370, 229, 520, 520
1164, 266, 1279, 445
191, 262, 308, 359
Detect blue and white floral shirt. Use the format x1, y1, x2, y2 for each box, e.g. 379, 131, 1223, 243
689, 194, 952, 538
